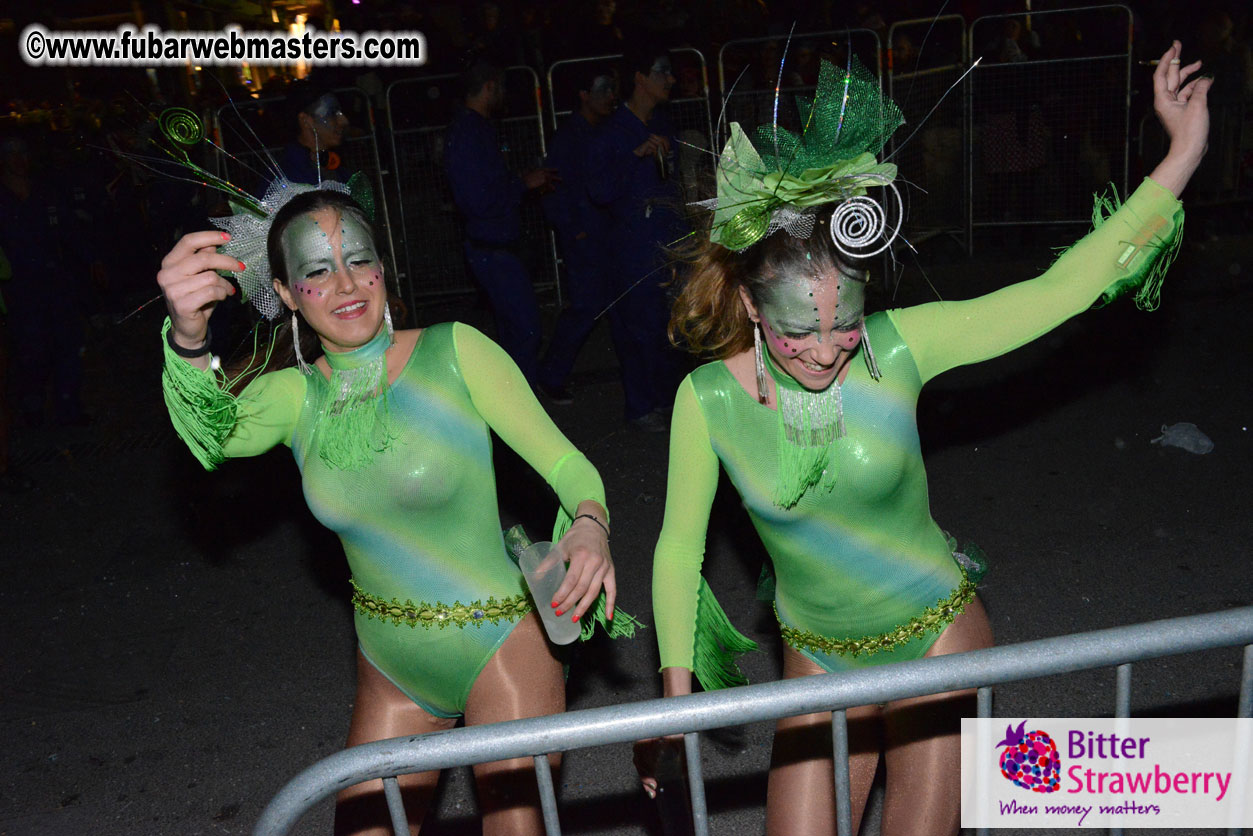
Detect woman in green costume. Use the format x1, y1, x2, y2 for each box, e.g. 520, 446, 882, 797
639, 42, 1211, 834
157, 184, 630, 835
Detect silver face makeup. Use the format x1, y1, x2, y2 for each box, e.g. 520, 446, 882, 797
754, 270, 866, 390
590, 74, 616, 97
307, 94, 344, 126
282, 210, 378, 289
759, 272, 864, 343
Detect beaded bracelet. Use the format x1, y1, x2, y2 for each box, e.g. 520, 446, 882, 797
573, 513, 610, 539
166, 326, 213, 358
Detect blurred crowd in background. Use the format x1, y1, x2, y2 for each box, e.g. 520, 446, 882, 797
0, 0, 1251, 487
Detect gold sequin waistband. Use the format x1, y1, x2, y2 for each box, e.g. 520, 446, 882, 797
350, 579, 533, 629
777, 577, 977, 659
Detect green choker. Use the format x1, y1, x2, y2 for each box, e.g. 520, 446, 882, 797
311, 322, 397, 470
322, 321, 392, 370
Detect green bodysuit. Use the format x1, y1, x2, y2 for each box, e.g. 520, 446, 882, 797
166, 322, 606, 717
653, 178, 1183, 686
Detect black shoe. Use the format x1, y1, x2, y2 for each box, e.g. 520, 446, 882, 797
629, 411, 668, 433
538, 383, 574, 405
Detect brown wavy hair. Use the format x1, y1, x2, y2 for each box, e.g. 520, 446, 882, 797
669, 209, 869, 359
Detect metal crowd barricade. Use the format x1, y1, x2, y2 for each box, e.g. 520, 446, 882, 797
254, 606, 1253, 836
966, 5, 1132, 242
385, 66, 556, 305
715, 28, 883, 148
212, 88, 400, 303
887, 15, 969, 252
546, 47, 716, 206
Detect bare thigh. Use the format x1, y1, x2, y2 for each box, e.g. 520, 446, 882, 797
335, 650, 458, 836
464, 613, 565, 836
880, 597, 994, 836
766, 647, 883, 836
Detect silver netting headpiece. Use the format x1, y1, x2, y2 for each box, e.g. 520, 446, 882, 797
211, 178, 352, 320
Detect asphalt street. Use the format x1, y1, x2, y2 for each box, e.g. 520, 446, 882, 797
1, 216, 1250, 835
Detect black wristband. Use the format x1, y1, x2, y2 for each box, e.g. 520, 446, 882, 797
573, 513, 609, 540
167, 326, 213, 358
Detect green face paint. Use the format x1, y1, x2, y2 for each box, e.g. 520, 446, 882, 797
282, 209, 378, 291
758, 271, 864, 349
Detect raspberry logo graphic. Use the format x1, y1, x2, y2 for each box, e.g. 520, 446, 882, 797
995, 720, 1061, 793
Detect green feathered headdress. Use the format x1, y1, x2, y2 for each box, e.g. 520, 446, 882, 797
704, 56, 905, 253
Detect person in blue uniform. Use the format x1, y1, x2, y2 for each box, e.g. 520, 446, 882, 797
278, 82, 352, 186
586, 43, 685, 431
536, 66, 619, 404
445, 59, 558, 384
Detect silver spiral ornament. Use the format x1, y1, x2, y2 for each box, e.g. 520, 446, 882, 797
828, 183, 903, 258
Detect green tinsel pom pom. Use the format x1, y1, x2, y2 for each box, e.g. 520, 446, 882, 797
161, 318, 237, 470
692, 577, 759, 690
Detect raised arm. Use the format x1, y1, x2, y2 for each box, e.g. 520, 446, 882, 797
157, 230, 242, 369
453, 322, 613, 622
157, 231, 302, 468
888, 40, 1209, 385
1145, 40, 1212, 198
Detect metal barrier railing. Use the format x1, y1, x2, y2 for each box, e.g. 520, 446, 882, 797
966, 5, 1132, 243
385, 66, 556, 304
254, 606, 1253, 836
212, 88, 401, 305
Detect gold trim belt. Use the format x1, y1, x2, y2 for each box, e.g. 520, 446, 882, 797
350, 579, 533, 629
777, 577, 976, 658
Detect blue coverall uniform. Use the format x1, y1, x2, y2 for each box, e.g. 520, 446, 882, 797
586, 103, 685, 419
444, 107, 542, 382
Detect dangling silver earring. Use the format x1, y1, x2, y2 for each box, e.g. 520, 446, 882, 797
859, 318, 881, 380
383, 300, 395, 344
292, 312, 312, 374
754, 321, 769, 404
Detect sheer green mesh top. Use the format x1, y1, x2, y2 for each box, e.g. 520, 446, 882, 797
653, 178, 1183, 682
220, 322, 605, 610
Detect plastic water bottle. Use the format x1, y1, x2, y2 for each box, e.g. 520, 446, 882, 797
518, 541, 582, 645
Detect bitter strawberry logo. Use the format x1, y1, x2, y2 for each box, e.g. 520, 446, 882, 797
996, 720, 1061, 793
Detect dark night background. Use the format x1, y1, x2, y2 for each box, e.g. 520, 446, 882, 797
1, 1, 1251, 834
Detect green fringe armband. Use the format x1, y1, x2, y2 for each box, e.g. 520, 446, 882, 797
1090, 185, 1186, 312
502, 518, 644, 642
692, 576, 759, 690
161, 318, 237, 470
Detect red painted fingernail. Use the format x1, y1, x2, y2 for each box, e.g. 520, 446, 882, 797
221, 232, 230, 240
555, 610, 563, 617
237, 261, 246, 271
572, 614, 579, 623
228, 285, 237, 295
550, 601, 558, 608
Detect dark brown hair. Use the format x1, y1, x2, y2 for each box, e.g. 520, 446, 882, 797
669, 209, 869, 359
221, 190, 386, 393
